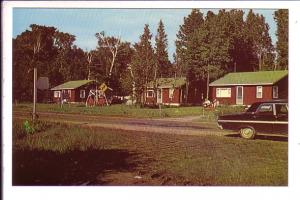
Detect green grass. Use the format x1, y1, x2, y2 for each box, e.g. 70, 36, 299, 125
13, 103, 246, 120
13, 119, 287, 186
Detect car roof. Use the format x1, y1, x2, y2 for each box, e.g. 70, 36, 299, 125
256, 99, 288, 104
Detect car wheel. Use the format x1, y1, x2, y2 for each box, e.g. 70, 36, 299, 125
240, 127, 256, 139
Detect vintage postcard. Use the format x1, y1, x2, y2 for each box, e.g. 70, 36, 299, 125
2, 1, 300, 200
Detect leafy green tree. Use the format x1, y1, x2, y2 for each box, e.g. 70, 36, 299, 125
13, 24, 89, 102
67, 46, 88, 81
155, 19, 171, 78
274, 9, 288, 70
13, 24, 57, 102
245, 9, 274, 71
53, 31, 76, 81
175, 9, 204, 77
94, 32, 133, 96
130, 24, 156, 103
218, 9, 251, 72
186, 11, 231, 99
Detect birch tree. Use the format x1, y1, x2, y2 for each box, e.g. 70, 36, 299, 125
95, 31, 121, 78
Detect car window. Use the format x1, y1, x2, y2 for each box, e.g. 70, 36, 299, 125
246, 102, 261, 113
275, 104, 288, 115
257, 104, 273, 115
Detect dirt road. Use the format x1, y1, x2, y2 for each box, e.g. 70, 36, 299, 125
13, 111, 230, 136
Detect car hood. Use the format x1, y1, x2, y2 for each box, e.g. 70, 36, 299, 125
218, 112, 252, 120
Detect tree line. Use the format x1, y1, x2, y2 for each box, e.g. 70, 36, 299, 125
13, 9, 288, 103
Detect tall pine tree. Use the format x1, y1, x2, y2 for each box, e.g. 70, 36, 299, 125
186, 11, 231, 99
155, 19, 171, 78
245, 9, 274, 71
175, 9, 204, 77
274, 9, 288, 70
130, 24, 156, 103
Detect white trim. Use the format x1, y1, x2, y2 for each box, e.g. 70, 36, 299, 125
216, 88, 231, 98
68, 90, 72, 98
54, 91, 61, 98
218, 119, 288, 124
157, 86, 182, 89
80, 90, 86, 99
51, 87, 77, 90
162, 103, 180, 106
157, 89, 162, 104
169, 88, 174, 98
236, 86, 243, 105
256, 86, 263, 98
146, 90, 154, 98
210, 83, 273, 87
273, 86, 279, 99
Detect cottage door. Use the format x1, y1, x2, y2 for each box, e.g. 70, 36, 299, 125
157, 89, 162, 104
236, 86, 243, 105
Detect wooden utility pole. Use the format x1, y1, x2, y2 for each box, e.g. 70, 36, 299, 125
33, 67, 37, 121
32, 31, 41, 122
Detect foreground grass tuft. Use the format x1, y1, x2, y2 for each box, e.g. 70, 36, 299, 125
13, 119, 287, 186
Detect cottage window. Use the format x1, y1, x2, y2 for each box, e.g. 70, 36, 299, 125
273, 86, 279, 98
54, 91, 61, 98
147, 90, 154, 97
256, 86, 263, 98
68, 90, 72, 98
169, 88, 175, 98
216, 88, 231, 98
80, 90, 86, 98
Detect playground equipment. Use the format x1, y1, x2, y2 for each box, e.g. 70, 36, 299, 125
85, 83, 112, 107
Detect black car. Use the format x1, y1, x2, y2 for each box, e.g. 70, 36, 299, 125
217, 100, 288, 139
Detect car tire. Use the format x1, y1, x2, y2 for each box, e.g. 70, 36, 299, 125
240, 127, 256, 139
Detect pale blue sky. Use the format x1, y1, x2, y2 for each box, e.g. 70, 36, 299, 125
13, 8, 277, 60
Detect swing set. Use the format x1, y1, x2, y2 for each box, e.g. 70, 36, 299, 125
85, 83, 112, 107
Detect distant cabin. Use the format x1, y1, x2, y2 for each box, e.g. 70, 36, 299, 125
50, 80, 96, 103
209, 70, 288, 106
144, 77, 187, 106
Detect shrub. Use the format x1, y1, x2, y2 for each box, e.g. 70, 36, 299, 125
23, 120, 35, 134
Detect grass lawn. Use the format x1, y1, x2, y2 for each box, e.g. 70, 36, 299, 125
13, 103, 245, 120
13, 119, 288, 186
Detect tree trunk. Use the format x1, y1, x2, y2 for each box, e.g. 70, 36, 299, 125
109, 51, 117, 78
185, 81, 189, 104
258, 52, 262, 71
87, 66, 91, 80
206, 70, 210, 100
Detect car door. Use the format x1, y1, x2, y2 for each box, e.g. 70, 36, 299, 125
253, 103, 276, 133
273, 103, 288, 134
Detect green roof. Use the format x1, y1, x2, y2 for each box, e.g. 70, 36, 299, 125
209, 71, 288, 86
51, 80, 94, 90
146, 77, 186, 88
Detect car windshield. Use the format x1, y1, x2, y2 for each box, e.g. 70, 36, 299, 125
275, 104, 288, 115
246, 102, 261, 113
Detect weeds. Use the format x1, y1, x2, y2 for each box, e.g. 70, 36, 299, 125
13, 119, 53, 139
14, 103, 245, 120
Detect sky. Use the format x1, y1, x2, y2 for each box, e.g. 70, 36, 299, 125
13, 8, 277, 60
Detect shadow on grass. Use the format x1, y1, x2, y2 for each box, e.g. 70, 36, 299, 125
13, 148, 140, 186
225, 133, 288, 142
